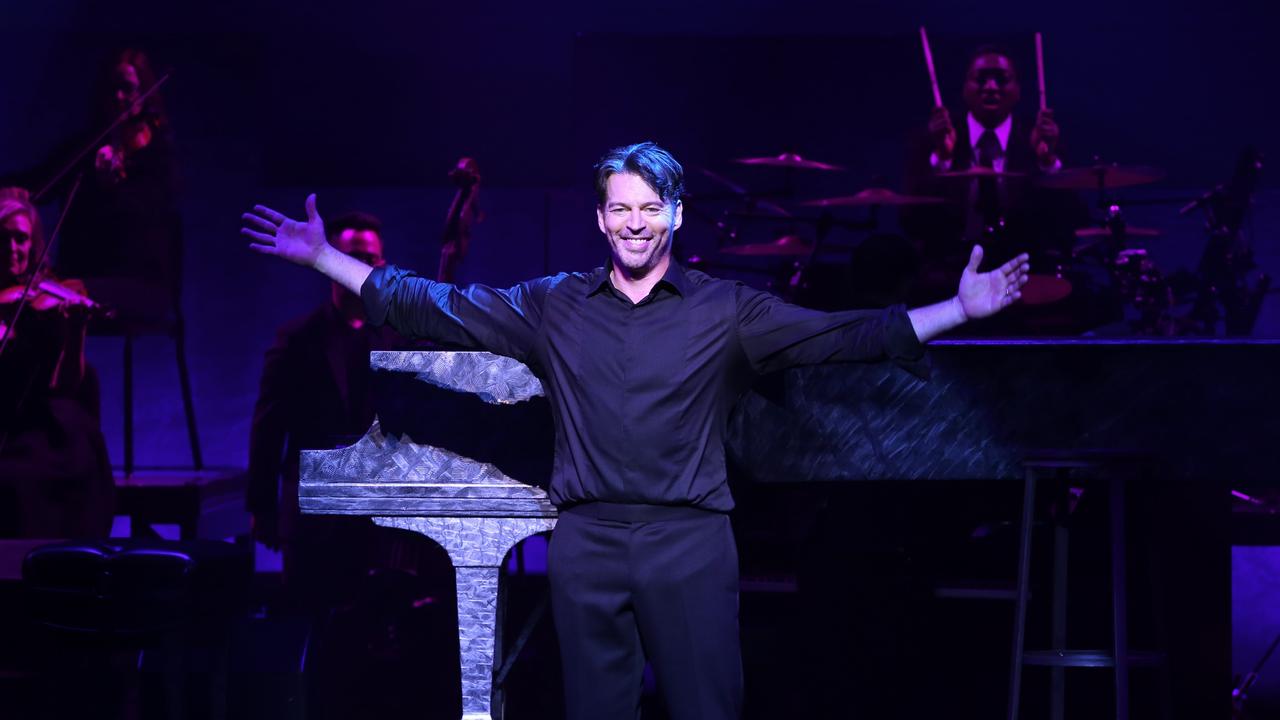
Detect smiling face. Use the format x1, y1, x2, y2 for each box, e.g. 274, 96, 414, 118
596, 172, 682, 281
2, 212, 33, 283
963, 52, 1020, 128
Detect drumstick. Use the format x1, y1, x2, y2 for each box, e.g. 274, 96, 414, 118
920, 26, 943, 108
1035, 32, 1047, 111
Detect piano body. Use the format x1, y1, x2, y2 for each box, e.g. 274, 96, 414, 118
300, 340, 1276, 719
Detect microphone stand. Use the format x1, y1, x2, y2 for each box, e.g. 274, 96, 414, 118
1234, 630, 1280, 717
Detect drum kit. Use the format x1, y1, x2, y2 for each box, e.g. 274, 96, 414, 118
688, 150, 1182, 333
685, 28, 1266, 335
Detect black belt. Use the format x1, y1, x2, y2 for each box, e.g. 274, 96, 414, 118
560, 501, 725, 523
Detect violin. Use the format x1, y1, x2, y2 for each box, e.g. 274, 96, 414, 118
0, 274, 112, 354
95, 114, 157, 185
0, 274, 110, 316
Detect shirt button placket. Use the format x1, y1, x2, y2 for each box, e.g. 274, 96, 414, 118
622, 302, 636, 484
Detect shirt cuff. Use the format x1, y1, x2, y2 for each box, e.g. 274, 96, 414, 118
884, 304, 931, 380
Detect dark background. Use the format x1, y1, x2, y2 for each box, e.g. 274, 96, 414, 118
2, 1, 1277, 716
3, 0, 1277, 466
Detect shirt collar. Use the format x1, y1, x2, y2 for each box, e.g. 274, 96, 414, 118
658, 259, 690, 297
586, 259, 689, 299
967, 112, 1012, 154
586, 265, 612, 296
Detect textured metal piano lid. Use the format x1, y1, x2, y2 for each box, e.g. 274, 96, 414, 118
369, 350, 544, 404
300, 420, 557, 517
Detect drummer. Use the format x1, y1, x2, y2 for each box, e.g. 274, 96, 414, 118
927, 45, 1061, 177
904, 45, 1082, 304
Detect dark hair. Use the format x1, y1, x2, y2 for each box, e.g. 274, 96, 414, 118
326, 211, 383, 243
594, 142, 685, 206
966, 44, 1018, 77
96, 47, 169, 127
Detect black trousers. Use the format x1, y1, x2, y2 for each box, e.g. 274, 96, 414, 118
548, 505, 742, 720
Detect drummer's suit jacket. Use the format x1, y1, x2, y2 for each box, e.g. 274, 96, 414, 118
901, 110, 1085, 298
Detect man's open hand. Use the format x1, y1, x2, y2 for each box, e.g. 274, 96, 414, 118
242, 194, 329, 269
958, 245, 1030, 320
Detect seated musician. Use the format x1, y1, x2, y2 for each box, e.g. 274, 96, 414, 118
0, 187, 114, 538
249, 152, 484, 609
904, 45, 1083, 310
247, 211, 408, 608
5, 48, 182, 324
248, 183, 478, 611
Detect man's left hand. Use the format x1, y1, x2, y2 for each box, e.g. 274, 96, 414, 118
1030, 108, 1060, 165
958, 245, 1030, 320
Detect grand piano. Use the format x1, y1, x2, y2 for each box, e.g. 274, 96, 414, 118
299, 340, 1275, 719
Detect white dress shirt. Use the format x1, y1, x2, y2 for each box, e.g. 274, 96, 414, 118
930, 112, 1060, 173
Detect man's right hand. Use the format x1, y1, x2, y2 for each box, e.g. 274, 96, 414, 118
242, 193, 329, 269
928, 107, 957, 164
243, 194, 376, 295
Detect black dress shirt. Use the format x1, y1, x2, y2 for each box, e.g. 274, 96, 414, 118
362, 261, 924, 512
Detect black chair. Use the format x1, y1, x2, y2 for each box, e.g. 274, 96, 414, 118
22, 538, 251, 719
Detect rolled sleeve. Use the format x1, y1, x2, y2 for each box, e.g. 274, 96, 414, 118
881, 304, 931, 380
360, 263, 547, 363
360, 264, 401, 328
736, 284, 929, 379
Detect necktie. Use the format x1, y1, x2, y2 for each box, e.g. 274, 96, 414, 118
976, 129, 1001, 169
972, 129, 1003, 239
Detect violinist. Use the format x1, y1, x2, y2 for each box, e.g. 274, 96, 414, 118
0, 187, 114, 539
9, 48, 183, 322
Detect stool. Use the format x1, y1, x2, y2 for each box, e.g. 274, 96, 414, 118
83, 277, 202, 475
1007, 450, 1168, 720
22, 539, 251, 718
117, 309, 202, 474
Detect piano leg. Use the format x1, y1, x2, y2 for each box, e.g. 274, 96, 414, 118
374, 516, 557, 720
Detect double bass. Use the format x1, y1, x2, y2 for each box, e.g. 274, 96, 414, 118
437, 157, 482, 283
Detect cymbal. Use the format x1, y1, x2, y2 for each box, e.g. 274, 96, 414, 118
720, 235, 814, 257
937, 166, 1026, 179
1038, 164, 1165, 190
734, 153, 845, 171
801, 188, 945, 207
1020, 274, 1073, 305
1072, 225, 1163, 255
1074, 226, 1162, 239
693, 166, 792, 217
